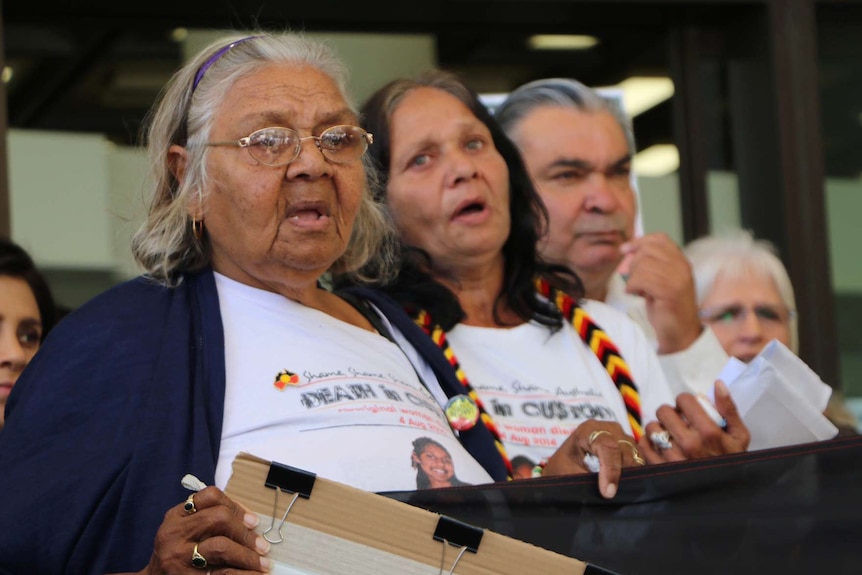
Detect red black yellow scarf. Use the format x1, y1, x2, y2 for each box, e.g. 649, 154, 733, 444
410, 278, 644, 479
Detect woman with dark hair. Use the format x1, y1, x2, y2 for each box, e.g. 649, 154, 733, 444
358, 72, 571, 333
349, 70, 750, 499
0, 237, 57, 429
411, 437, 470, 489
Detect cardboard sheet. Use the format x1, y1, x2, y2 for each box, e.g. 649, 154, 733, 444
224, 452, 592, 575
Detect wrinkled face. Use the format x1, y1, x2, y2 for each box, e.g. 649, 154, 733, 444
385, 88, 511, 274
0, 276, 42, 425
190, 64, 366, 291
414, 443, 455, 483
511, 107, 636, 283
700, 270, 792, 362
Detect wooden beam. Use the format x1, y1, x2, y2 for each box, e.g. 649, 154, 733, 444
0, 10, 10, 238
767, 0, 839, 385
668, 26, 710, 242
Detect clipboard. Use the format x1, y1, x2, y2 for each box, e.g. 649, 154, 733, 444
224, 452, 609, 574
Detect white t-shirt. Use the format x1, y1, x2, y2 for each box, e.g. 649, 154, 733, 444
213, 273, 493, 492
445, 299, 675, 467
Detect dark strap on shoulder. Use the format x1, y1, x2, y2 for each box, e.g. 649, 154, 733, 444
339, 288, 441, 403
339, 286, 510, 482
337, 289, 397, 344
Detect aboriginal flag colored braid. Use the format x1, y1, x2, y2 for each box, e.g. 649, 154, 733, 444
413, 309, 514, 479
535, 277, 643, 440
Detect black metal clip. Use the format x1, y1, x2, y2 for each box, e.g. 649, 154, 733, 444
433, 515, 483, 574
262, 462, 316, 544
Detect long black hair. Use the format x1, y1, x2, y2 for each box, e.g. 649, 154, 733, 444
356, 69, 582, 331
0, 238, 58, 341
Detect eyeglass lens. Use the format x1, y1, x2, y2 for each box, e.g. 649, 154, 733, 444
704, 304, 791, 324
246, 125, 369, 166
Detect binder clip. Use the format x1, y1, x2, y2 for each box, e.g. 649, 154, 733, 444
261, 462, 316, 544
433, 515, 483, 575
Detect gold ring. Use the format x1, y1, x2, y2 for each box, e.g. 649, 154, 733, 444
588, 429, 612, 447
184, 493, 197, 514
618, 439, 646, 465
191, 542, 207, 569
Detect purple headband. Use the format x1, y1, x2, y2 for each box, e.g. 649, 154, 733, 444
192, 36, 259, 92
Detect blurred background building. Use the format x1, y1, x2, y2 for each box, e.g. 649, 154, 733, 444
1, 0, 860, 417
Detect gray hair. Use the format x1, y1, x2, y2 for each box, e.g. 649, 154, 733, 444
131, 32, 396, 285
684, 229, 799, 354
495, 77, 636, 155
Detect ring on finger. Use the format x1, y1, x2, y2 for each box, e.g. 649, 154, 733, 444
588, 429, 612, 447
618, 439, 646, 465
191, 542, 207, 569
649, 430, 673, 451
184, 493, 197, 514
583, 453, 601, 473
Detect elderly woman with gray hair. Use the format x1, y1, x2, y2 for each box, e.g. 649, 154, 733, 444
0, 33, 509, 575
685, 229, 858, 434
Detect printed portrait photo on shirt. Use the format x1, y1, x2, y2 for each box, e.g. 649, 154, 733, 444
411, 437, 471, 489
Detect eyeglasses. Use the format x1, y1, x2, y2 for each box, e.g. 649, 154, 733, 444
699, 304, 797, 326
206, 125, 373, 166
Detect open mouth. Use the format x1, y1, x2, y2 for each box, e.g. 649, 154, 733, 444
290, 208, 325, 221
287, 201, 332, 222
452, 198, 488, 221
457, 202, 484, 216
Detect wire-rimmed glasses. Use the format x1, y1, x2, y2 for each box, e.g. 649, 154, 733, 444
207, 125, 373, 166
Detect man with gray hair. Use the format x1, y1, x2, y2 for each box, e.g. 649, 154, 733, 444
496, 78, 727, 396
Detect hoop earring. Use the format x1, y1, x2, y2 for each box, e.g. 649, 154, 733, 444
191, 218, 204, 240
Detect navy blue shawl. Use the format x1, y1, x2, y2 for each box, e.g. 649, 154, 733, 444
0, 272, 506, 574
0, 270, 225, 574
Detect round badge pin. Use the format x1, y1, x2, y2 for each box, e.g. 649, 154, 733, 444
445, 395, 480, 431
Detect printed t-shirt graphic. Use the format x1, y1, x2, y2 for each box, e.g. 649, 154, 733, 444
445, 300, 672, 464
213, 273, 493, 492
411, 436, 472, 489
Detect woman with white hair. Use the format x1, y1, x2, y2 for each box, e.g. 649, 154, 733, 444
685, 229, 857, 434
0, 32, 511, 575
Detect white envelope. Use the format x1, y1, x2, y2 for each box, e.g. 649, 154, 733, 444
758, 340, 833, 409
709, 340, 838, 451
